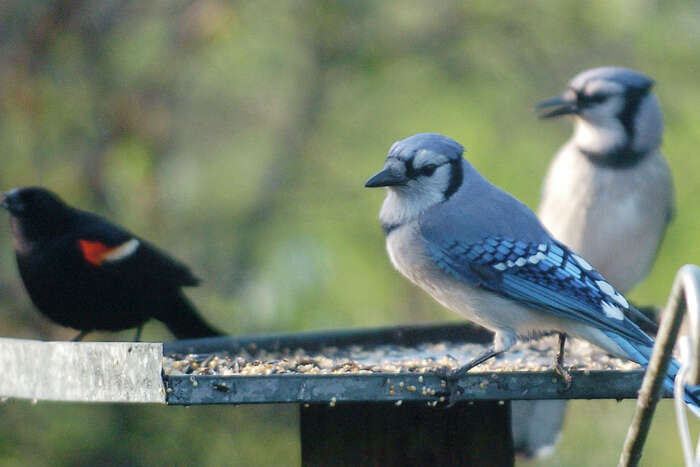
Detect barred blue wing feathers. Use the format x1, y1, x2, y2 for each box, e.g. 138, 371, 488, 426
425, 235, 655, 345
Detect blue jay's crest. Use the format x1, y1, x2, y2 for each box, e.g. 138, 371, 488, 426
570, 66, 654, 93
425, 235, 655, 345
388, 133, 464, 162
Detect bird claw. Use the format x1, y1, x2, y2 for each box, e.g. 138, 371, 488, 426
443, 383, 464, 409
72, 330, 88, 342
435, 365, 468, 408
435, 348, 503, 407
554, 363, 572, 391
435, 365, 457, 380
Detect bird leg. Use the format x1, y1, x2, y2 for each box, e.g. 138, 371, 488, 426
133, 325, 143, 342
72, 330, 88, 342
452, 347, 504, 379
439, 346, 504, 407
554, 333, 572, 389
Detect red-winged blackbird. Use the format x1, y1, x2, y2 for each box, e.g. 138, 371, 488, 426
1, 186, 224, 341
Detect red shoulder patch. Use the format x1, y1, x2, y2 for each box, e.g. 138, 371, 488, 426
78, 240, 113, 266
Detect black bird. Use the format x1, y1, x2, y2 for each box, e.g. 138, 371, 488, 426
1, 186, 224, 341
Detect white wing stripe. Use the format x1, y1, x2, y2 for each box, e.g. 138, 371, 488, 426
103, 239, 140, 262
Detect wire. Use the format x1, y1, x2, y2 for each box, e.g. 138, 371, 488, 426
674, 336, 697, 467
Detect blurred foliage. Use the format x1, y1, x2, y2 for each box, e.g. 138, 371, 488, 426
0, 0, 699, 465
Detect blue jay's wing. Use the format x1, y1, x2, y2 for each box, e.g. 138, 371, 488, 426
425, 235, 653, 345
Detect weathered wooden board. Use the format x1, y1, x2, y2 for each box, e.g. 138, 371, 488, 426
0, 338, 165, 403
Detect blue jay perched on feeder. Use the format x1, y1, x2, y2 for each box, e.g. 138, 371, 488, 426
365, 133, 697, 423
511, 67, 675, 457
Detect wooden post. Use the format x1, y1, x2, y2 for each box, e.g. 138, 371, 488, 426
300, 401, 513, 467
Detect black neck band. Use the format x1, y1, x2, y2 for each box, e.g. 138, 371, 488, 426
579, 88, 652, 169
618, 88, 648, 144
444, 159, 463, 199
579, 146, 649, 169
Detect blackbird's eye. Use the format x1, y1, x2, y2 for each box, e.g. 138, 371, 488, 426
21, 192, 34, 204
420, 164, 438, 176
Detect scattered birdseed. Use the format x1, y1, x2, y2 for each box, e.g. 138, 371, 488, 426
163, 335, 640, 377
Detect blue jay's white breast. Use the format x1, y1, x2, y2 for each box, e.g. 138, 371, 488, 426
539, 145, 673, 293
385, 221, 626, 356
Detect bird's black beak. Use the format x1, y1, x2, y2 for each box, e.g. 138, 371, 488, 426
0, 193, 10, 211
1, 190, 24, 213
365, 167, 406, 188
536, 94, 578, 119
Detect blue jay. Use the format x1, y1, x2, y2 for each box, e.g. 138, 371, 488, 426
511, 67, 675, 457
537, 66, 673, 293
365, 133, 697, 417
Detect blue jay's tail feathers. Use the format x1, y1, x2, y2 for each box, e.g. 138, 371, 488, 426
609, 332, 700, 416
676, 365, 700, 417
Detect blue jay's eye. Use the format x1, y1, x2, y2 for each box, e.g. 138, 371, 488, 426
420, 164, 438, 176
578, 93, 608, 105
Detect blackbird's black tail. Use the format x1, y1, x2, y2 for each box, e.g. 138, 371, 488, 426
160, 292, 225, 339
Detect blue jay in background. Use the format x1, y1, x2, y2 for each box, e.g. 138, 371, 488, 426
365, 133, 697, 424
537, 66, 673, 294
511, 67, 675, 458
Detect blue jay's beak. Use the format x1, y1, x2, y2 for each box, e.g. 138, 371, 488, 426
536, 94, 578, 119
365, 168, 406, 188
1, 190, 23, 213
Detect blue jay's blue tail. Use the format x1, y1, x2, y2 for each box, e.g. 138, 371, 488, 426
667, 360, 700, 417
610, 333, 700, 416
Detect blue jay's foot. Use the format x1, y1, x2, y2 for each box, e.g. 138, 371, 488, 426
433, 368, 463, 409
438, 347, 504, 408
133, 324, 144, 342
434, 365, 455, 380
554, 363, 572, 390
554, 333, 572, 390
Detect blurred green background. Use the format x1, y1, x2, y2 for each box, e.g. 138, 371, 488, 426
1, 1, 699, 465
